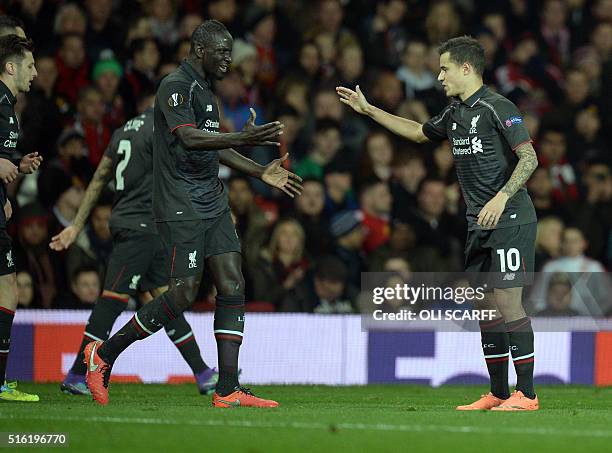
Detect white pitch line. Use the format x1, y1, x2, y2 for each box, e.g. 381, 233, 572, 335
2, 414, 612, 438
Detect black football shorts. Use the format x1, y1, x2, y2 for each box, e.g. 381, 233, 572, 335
104, 228, 169, 294
156, 209, 241, 279
465, 222, 536, 289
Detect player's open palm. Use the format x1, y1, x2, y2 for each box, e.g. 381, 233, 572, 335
241, 107, 284, 146
262, 154, 303, 198
336, 85, 370, 115
49, 225, 79, 251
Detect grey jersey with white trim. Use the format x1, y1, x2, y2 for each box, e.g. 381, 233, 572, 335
423, 85, 537, 230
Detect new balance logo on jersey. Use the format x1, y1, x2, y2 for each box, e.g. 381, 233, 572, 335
129, 275, 142, 290
5, 251, 13, 268
9, 117, 14, 124
189, 251, 197, 269
452, 122, 457, 130
206, 104, 213, 112
510, 213, 517, 219
469, 114, 480, 134
503, 273, 516, 281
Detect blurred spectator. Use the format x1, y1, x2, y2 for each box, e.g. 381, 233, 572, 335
424, 1, 461, 44
568, 105, 608, 166
431, 141, 455, 183
72, 86, 112, 166
146, 0, 179, 50
537, 127, 579, 203
244, 6, 277, 96
66, 199, 113, 284
252, 218, 309, 308
92, 58, 126, 130
336, 43, 364, 88
16, 271, 36, 309
54, 265, 101, 309
538, 0, 571, 68
295, 119, 341, 180
323, 158, 358, 219
569, 161, 612, 264
367, 221, 447, 273
527, 167, 566, 219
53, 3, 87, 37
546, 68, 592, 129
371, 71, 404, 114
536, 273, 579, 317
390, 150, 427, 217
281, 255, 357, 313
330, 210, 367, 288
535, 216, 564, 271
13, 203, 66, 308
402, 179, 462, 267
227, 175, 268, 284
396, 40, 437, 101
292, 179, 332, 258
359, 180, 391, 254
84, 0, 122, 61
356, 130, 395, 185
231, 39, 261, 107
363, 0, 408, 69
37, 129, 92, 210
532, 227, 611, 316
119, 37, 160, 118
55, 33, 90, 106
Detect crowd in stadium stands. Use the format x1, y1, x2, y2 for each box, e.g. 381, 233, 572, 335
2, 0, 611, 316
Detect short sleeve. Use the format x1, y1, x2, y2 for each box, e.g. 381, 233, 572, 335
492, 99, 532, 150
422, 104, 453, 142
157, 78, 196, 134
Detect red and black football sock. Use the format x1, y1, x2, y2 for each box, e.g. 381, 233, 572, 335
480, 317, 510, 400
99, 292, 180, 364
165, 314, 208, 375
506, 317, 535, 399
213, 295, 244, 396
70, 294, 128, 375
0, 307, 15, 383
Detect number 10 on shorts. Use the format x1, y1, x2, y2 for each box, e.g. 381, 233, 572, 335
496, 248, 521, 272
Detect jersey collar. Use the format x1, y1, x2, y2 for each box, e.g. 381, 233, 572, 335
461, 85, 487, 107
179, 60, 212, 89
0, 79, 16, 105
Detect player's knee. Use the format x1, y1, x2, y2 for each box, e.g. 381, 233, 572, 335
216, 273, 244, 297
169, 277, 200, 308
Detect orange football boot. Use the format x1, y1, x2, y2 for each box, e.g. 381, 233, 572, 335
456, 392, 506, 410
83, 341, 112, 406
212, 386, 279, 408
491, 390, 539, 411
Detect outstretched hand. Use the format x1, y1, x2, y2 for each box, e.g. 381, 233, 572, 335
49, 225, 80, 251
241, 107, 284, 147
261, 154, 303, 198
336, 85, 371, 115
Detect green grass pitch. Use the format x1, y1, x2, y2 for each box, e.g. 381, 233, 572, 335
2, 384, 611, 452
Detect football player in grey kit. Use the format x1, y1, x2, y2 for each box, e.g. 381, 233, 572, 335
84, 20, 302, 408
338, 36, 540, 411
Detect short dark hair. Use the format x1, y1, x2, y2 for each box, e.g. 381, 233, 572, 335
190, 20, 228, 51
438, 36, 485, 76
72, 265, 100, 283
314, 118, 340, 134
0, 15, 24, 36
315, 255, 347, 283
129, 37, 156, 59
0, 35, 33, 74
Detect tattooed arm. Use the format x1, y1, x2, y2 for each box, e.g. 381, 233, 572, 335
500, 142, 539, 198
49, 155, 114, 251
477, 142, 538, 229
